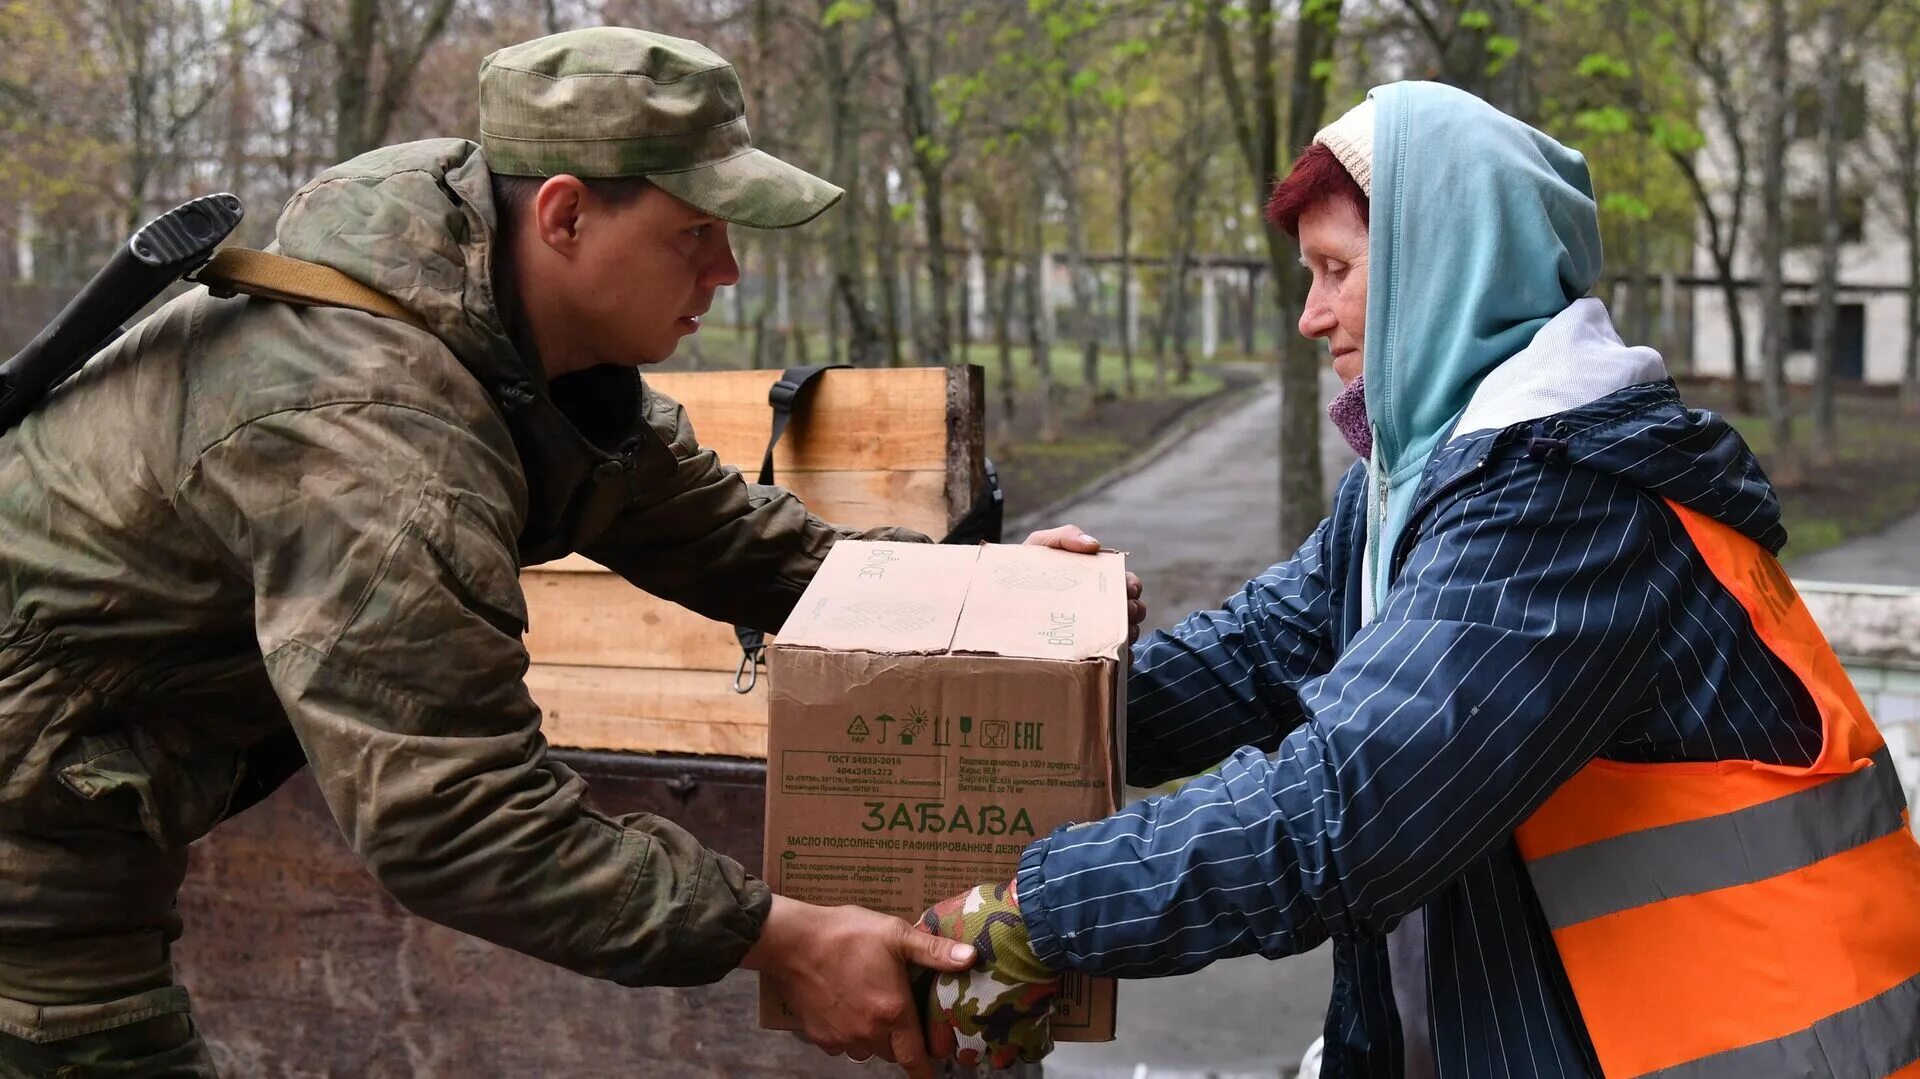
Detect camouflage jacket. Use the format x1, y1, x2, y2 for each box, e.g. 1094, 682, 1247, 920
0, 139, 913, 989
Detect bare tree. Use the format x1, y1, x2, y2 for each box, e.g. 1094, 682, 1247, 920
1114, 94, 1138, 397
1758, 0, 1799, 484
1811, 0, 1893, 461
1609, 0, 1765, 412
1810, 3, 1846, 464
1206, 0, 1342, 548
1152, 55, 1217, 393
334, 0, 459, 161
80, 0, 236, 229
1046, 66, 1104, 406
874, 0, 955, 365
822, 0, 888, 371
1027, 207, 1061, 443
1879, 0, 1920, 412
1396, 0, 1530, 118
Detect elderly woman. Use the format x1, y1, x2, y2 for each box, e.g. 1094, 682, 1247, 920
912, 82, 1920, 1077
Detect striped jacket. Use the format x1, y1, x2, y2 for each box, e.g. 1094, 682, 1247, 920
1016, 378, 1828, 1077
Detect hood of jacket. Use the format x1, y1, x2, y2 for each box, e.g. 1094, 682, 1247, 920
274, 138, 536, 400
1358, 81, 1605, 602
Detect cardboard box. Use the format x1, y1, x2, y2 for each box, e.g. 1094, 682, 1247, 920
759, 541, 1125, 1041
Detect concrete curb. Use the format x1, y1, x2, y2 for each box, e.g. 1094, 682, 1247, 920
1007, 377, 1277, 537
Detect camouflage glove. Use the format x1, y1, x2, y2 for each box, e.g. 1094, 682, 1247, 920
914, 880, 1061, 1068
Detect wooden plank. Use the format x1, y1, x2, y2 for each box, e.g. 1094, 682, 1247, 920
522, 467, 953, 669
945, 362, 988, 533
645, 367, 952, 473
530, 468, 950, 573
524, 575, 749, 671
528, 664, 768, 757
176, 760, 884, 1076
518, 365, 986, 757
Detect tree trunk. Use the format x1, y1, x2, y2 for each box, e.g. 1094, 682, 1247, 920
917, 171, 951, 364
877, 179, 905, 368
334, 0, 376, 161
224, 0, 250, 230
1051, 98, 1101, 405
1715, 258, 1750, 419
1759, 0, 1799, 484
1809, 4, 1844, 467
1904, 34, 1920, 413
1207, 0, 1339, 545
732, 234, 750, 334
1027, 206, 1059, 443
956, 246, 974, 364
1155, 53, 1213, 396
995, 250, 1018, 417
1116, 102, 1136, 398
1150, 259, 1174, 393
823, 3, 882, 366
877, 0, 952, 365
333, 0, 455, 161
1172, 259, 1194, 385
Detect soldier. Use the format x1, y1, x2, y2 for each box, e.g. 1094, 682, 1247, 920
0, 27, 1139, 1077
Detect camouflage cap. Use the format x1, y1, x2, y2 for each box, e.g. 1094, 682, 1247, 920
478, 28, 842, 229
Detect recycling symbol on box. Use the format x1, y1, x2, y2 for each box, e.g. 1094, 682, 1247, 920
992, 563, 1080, 593
825, 600, 938, 633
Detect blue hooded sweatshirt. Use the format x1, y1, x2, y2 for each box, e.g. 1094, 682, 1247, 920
1014, 82, 1837, 1076
1364, 81, 1603, 612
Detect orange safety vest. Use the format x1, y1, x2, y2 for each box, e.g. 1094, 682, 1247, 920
1514, 501, 1920, 1079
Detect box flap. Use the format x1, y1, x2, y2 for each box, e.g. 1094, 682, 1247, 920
949, 545, 1128, 661
775, 542, 978, 653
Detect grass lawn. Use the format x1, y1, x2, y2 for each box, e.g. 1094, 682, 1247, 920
1686, 380, 1920, 562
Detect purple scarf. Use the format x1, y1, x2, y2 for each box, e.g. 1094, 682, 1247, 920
1328, 375, 1371, 459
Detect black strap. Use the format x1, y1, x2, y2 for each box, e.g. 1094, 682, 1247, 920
731, 365, 1006, 692
735, 366, 848, 692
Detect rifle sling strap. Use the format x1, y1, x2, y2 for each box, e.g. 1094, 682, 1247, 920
191, 248, 429, 332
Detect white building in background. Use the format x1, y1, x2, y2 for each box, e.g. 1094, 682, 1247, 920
1691, 76, 1913, 385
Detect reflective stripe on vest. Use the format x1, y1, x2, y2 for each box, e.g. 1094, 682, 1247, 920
1514, 500, 1920, 1079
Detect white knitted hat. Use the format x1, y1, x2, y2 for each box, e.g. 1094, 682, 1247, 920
1314, 97, 1374, 198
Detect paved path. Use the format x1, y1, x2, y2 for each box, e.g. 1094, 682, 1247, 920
1037, 371, 1349, 1079
1018, 372, 1352, 627
1788, 508, 1920, 587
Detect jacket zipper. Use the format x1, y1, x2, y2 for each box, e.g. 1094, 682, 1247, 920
1386, 453, 1492, 582
1367, 428, 1388, 622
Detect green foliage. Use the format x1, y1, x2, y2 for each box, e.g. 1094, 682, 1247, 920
1459, 9, 1494, 31
1303, 0, 1341, 28
1577, 51, 1632, 80
1574, 105, 1635, 136
911, 134, 952, 167
1648, 115, 1705, 156
821, 0, 872, 28
1601, 192, 1653, 221
1485, 33, 1519, 74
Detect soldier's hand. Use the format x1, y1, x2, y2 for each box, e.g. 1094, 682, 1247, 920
745, 895, 974, 1077
1022, 524, 1148, 643
914, 879, 1062, 1069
